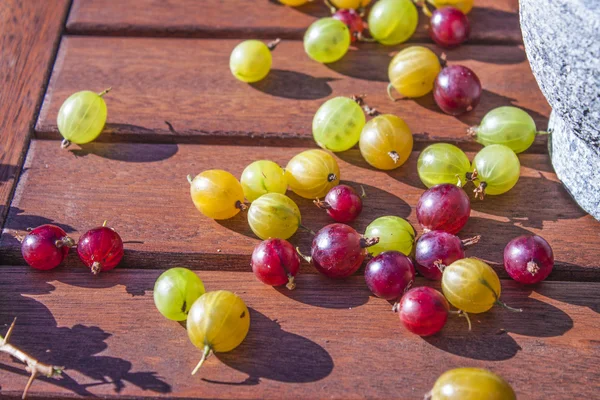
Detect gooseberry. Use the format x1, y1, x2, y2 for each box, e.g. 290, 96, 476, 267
153, 267, 206, 321
388, 46, 441, 99
425, 368, 516, 400
304, 18, 351, 64
415, 230, 479, 280
416, 183, 471, 234
247, 193, 301, 240
188, 170, 245, 220
332, 9, 366, 42
77, 223, 124, 274
313, 96, 365, 152
398, 287, 449, 336
240, 160, 287, 202
229, 39, 279, 83
364, 251, 415, 301
441, 257, 522, 314
285, 149, 340, 199
57, 88, 110, 148
187, 290, 250, 374
470, 144, 520, 199
504, 235, 554, 284
359, 114, 413, 170
251, 238, 300, 289
469, 106, 538, 154
302, 223, 378, 278
314, 184, 363, 223
21, 225, 75, 270
417, 143, 471, 188
364, 216, 415, 256
434, 65, 481, 115
279, 0, 309, 5
429, 7, 470, 48
330, 0, 371, 9
368, 0, 418, 45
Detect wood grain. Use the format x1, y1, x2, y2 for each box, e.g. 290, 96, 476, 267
0, 0, 70, 228
0, 268, 598, 399
66, 0, 521, 43
1, 140, 597, 281
35, 37, 549, 151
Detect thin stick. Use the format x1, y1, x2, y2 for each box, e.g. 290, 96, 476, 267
98, 87, 112, 97
0, 318, 63, 399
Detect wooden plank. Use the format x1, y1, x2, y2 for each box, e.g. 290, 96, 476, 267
66, 0, 522, 43
0, 268, 598, 399
0, 0, 71, 228
1, 140, 597, 281
35, 37, 549, 151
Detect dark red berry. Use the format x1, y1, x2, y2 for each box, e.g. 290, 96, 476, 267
314, 184, 363, 223
77, 226, 124, 274
414, 231, 477, 280
332, 9, 366, 42
398, 286, 449, 336
21, 224, 74, 270
364, 251, 415, 301
430, 7, 470, 48
504, 235, 554, 284
307, 223, 378, 278
434, 65, 481, 115
251, 238, 300, 289
416, 183, 470, 234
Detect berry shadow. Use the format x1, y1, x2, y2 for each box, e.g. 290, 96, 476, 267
69, 141, 179, 163
275, 273, 370, 309
0, 164, 18, 183
250, 69, 336, 100
520, 280, 600, 314
326, 44, 390, 82
0, 283, 170, 396
425, 290, 573, 360
208, 308, 334, 384
469, 173, 588, 229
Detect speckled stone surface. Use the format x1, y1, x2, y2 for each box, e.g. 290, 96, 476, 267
520, 0, 600, 220
520, 0, 600, 149
549, 111, 600, 219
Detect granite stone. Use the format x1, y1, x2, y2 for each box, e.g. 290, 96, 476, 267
520, 0, 600, 220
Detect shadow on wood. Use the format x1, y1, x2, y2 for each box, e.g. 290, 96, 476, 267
210, 308, 334, 383
250, 69, 336, 100
275, 273, 370, 308
0, 292, 170, 396
69, 142, 179, 163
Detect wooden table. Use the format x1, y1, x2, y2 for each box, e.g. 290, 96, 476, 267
0, 1, 598, 398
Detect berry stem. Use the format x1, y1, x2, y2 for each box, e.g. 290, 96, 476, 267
473, 182, 487, 200
356, 32, 376, 42
433, 259, 446, 273
235, 200, 248, 211
386, 83, 403, 102
55, 236, 76, 249
296, 247, 312, 264
495, 300, 523, 313
388, 151, 400, 164
461, 235, 481, 248
351, 94, 380, 116
313, 199, 332, 210
360, 185, 367, 198
60, 139, 71, 149
526, 261, 540, 275
536, 130, 549, 136
360, 237, 380, 248
0, 318, 63, 399
423, 391, 433, 400
267, 38, 281, 51
286, 274, 296, 290
467, 126, 478, 137
298, 224, 316, 236
91, 261, 102, 275
191, 344, 212, 375
449, 310, 472, 331
327, 173, 337, 182
323, 0, 336, 13
391, 302, 400, 313
98, 87, 112, 97
187, 174, 194, 185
